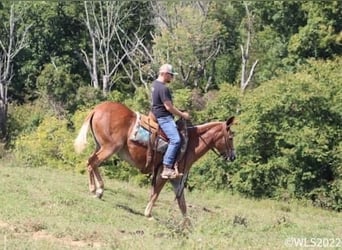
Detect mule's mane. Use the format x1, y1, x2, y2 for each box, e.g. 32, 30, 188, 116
188, 121, 224, 134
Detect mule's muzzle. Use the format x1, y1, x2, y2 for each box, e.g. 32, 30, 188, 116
224, 150, 236, 162
229, 154, 236, 162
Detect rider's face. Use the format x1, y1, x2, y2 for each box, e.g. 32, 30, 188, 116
164, 72, 174, 83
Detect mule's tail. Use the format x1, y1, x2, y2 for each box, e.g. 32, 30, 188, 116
74, 111, 94, 154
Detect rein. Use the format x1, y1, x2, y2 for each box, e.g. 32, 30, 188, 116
198, 135, 223, 160
198, 123, 231, 160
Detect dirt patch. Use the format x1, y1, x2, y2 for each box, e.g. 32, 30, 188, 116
0, 220, 102, 248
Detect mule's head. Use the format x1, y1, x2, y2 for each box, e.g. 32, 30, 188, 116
215, 116, 236, 162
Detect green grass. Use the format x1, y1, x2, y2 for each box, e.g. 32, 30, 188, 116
0, 163, 341, 250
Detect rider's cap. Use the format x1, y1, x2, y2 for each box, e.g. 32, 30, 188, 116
159, 64, 178, 75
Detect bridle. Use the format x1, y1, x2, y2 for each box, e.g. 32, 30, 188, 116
199, 123, 235, 161
222, 125, 235, 161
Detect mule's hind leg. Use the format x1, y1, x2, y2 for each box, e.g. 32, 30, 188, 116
92, 165, 105, 198
88, 169, 106, 198
88, 169, 96, 194
144, 169, 167, 218
87, 142, 101, 195
87, 145, 118, 198
86, 151, 97, 194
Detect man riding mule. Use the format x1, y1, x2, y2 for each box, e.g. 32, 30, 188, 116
131, 111, 189, 176
151, 63, 191, 179
74, 92, 236, 219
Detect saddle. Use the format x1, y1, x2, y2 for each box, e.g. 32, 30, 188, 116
130, 112, 189, 171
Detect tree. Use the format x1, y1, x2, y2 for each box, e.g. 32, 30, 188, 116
240, 2, 258, 92
288, 1, 342, 61
231, 58, 342, 210
9, 2, 86, 103
36, 63, 84, 115
81, 1, 154, 96
151, 2, 225, 92
207, 2, 243, 86
0, 3, 31, 141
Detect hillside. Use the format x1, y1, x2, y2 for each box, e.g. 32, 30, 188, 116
0, 164, 341, 250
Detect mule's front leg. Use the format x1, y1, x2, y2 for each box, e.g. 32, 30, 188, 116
170, 173, 192, 229
170, 174, 188, 218
144, 175, 167, 218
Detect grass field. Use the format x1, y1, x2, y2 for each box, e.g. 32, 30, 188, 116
0, 162, 341, 250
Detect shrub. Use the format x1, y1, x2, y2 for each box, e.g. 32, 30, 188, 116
14, 115, 80, 171
7, 102, 47, 147
230, 58, 342, 210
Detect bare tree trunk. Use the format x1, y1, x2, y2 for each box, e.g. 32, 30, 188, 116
114, 25, 155, 91
0, 77, 8, 140
0, 4, 31, 141
82, 3, 99, 89
240, 2, 258, 93
149, 1, 221, 91
82, 1, 156, 96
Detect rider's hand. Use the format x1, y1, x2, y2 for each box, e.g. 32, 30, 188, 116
181, 112, 191, 120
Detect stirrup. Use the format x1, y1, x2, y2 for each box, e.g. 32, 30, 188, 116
174, 164, 184, 177
161, 168, 178, 179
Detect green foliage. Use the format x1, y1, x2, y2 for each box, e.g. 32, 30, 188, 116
14, 115, 79, 171
106, 90, 127, 103
6, 102, 49, 147
13, 2, 86, 100
188, 153, 232, 191
75, 86, 105, 109
208, 2, 242, 85
214, 53, 240, 86
230, 58, 342, 210
188, 84, 241, 189
1, 165, 341, 249
172, 88, 192, 111
123, 87, 151, 114
2, 1, 341, 107
36, 63, 86, 114
103, 156, 150, 187
253, 26, 287, 83
252, 1, 305, 41
288, 2, 342, 60
3, 1, 342, 212
152, 4, 225, 90
196, 84, 241, 123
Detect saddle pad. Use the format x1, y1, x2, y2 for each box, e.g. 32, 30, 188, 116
133, 126, 150, 146
130, 113, 168, 153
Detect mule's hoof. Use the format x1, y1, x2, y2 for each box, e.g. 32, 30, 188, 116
95, 188, 104, 199
180, 217, 193, 231
144, 212, 152, 218
95, 192, 103, 199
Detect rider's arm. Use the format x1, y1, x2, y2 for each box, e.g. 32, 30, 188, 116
163, 100, 190, 120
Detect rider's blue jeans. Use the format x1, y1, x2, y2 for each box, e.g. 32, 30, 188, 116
157, 115, 181, 168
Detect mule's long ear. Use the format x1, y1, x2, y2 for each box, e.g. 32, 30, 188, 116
226, 116, 235, 128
